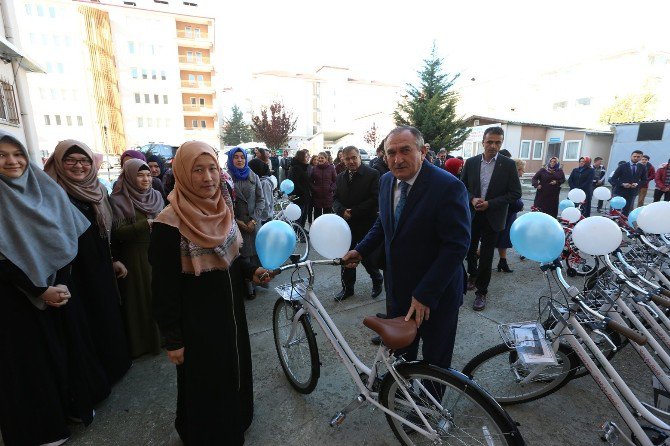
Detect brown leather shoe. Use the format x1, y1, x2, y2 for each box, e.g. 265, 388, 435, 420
473, 292, 486, 311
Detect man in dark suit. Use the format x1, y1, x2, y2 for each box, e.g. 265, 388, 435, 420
460, 126, 522, 311
333, 146, 382, 301
342, 126, 471, 369
610, 149, 646, 215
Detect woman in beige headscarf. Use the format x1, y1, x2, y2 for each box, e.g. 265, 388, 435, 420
110, 158, 164, 358
149, 141, 271, 446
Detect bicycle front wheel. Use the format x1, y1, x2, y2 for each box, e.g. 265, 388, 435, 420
272, 298, 320, 394
462, 343, 577, 405
565, 252, 599, 276
379, 363, 524, 445
291, 223, 310, 262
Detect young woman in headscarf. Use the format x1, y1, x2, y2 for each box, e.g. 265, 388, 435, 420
150, 141, 272, 446
226, 147, 265, 299
119, 149, 166, 203
444, 157, 465, 179
0, 130, 91, 446
146, 154, 168, 201
110, 158, 164, 358
568, 156, 595, 217
248, 156, 274, 224
44, 140, 131, 384
531, 156, 566, 217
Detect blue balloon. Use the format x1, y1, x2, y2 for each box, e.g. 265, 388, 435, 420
610, 196, 626, 210
627, 206, 643, 227
511, 212, 565, 263
280, 179, 294, 194
559, 199, 575, 212
255, 221, 296, 269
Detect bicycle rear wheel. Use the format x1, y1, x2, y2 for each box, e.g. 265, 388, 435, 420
462, 343, 577, 405
272, 298, 320, 394
291, 223, 310, 262
379, 363, 524, 445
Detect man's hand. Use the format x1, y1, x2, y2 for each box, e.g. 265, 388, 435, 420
550, 180, 557, 185
622, 183, 631, 189
474, 200, 489, 211
631, 183, 638, 188
341, 250, 362, 269
343, 209, 352, 220
471, 197, 483, 208
252, 267, 277, 284
536, 184, 542, 189
167, 347, 184, 365
113, 261, 128, 278
405, 297, 430, 328
40, 285, 71, 307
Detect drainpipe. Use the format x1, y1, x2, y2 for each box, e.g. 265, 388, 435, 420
0, 0, 41, 164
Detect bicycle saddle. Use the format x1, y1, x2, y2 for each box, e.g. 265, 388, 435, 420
363, 316, 417, 350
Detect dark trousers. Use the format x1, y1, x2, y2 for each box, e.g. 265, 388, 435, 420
596, 199, 604, 211
581, 194, 593, 217
617, 191, 638, 216
654, 189, 670, 202
341, 256, 382, 290
313, 207, 332, 219
467, 212, 499, 295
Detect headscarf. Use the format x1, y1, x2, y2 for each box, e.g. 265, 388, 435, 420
120, 149, 146, 165
249, 157, 270, 178
146, 154, 166, 179
545, 156, 560, 172
0, 130, 90, 287
444, 157, 464, 177
582, 156, 592, 167
44, 139, 113, 238
155, 141, 242, 275
226, 147, 249, 180
110, 158, 164, 223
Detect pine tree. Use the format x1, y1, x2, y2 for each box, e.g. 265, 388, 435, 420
393, 46, 470, 151
220, 105, 253, 146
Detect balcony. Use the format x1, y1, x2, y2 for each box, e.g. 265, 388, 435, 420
178, 55, 213, 72
176, 30, 212, 49
183, 103, 217, 117
180, 80, 215, 93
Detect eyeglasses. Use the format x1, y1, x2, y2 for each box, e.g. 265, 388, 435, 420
63, 157, 92, 167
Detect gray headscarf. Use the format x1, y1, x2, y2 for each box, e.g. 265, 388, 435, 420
0, 130, 90, 287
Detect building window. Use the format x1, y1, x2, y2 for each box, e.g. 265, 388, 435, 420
138, 117, 144, 127
532, 141, 544, 160
199, 97, 205, 106
56, 63, 64, 74
163, 94, 168, 104
637, 122, 665, 141
77, 116, 83, 126
154, 94, 159, 104
156, 118, 162, 127
190, 97, 196, 105
36, 4, 44, 16
135, 93, 140, 103
0, 82, 20, 125
29, 33, 36, 44
195, 51, 202, 62
186, 50, 193, 62
161, 70, 166, 80
144, 94, 150, 103
53, 35, 60, 47
185, 26, 192, 37
563, 140, 581, 161
151, 70, 157, 80
46, 62, 52, 73
147, 118, 153, 127
65, 36, 72, 47
50, 88, 57, 99
188, 74, 195, 83
200, 120, 206, 128
66, 116, 72, 126
128, 41, 135, 54
142, 69, 147, 79
194, 28, 201, 38
48, 6, 56, 18
519, 140, 531, 159
41, 34, 48, 45
166, 118, 170, 127
553, 101, 567, 111
45, 115, 51, 125
131, 67, 138, 79
191, 119, 197, 127
576, 97, 591, 106
72, 89, 77, 100
55, 115, 62, 125
25, 4, 32, 15
197, 74, 204, 83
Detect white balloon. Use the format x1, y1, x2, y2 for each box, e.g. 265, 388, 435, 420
309, 214, 352, 259
637, 201, 670, 234
572, 216, 622, 256
593, 186, 611, 201
269, 175, 278, 189
561, 207, 582, 224
568, 188, 586, 203
283, 203, 301, 221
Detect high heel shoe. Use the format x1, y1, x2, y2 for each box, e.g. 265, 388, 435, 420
497, 258, 513, 273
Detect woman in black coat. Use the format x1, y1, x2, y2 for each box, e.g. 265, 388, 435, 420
288, 149, 311, 228
568, 156, 595, 217
495, 158, 525, 273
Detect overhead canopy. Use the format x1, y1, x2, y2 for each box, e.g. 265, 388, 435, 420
0, 35, 45, 73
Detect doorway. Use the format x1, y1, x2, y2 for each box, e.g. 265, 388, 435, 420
545, 143, 561, 163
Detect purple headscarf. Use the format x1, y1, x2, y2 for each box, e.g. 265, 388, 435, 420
121, 149, 146, 166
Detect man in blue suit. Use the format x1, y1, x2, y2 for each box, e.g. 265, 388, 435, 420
342, 126, 471, 369
610, 149, 646, 215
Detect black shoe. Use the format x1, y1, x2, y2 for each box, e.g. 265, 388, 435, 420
375, 313, 388, 319
497, 258, 513, 273
371, 281, 383, 298
371, 335, 382, 346
335, 288, 354, 301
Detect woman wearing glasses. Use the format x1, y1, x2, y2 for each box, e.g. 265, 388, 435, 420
44, 140, 131, 385
0, 130, 90, 446
111, 158, 164, 358
150, 142, 272, 445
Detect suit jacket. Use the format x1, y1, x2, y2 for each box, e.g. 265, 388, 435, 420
610, 162, 646, 196
356, 161, 471, 313
333, 164, 380, 243
460, 154, 522, 232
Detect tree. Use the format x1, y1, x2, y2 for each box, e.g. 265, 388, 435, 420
363, 123, 380, 149
250, 101, 297, 150
600, 92, 656, 125
220, 105, 253, 146
393, 45, 470, 151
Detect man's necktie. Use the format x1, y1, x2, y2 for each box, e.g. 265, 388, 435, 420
632, 164, 636, 176
348, 170, 354, 182
394, 181, 408, 228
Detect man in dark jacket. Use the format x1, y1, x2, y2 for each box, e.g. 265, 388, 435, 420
637, 154, 655, 208
610, 149, 646, 215
333, 146, 382, 301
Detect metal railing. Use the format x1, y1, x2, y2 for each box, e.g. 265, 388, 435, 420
178, 55, 211, 64
180, 80, 212, 88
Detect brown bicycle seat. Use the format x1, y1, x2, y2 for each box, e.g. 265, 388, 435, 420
363, 316, 417, 350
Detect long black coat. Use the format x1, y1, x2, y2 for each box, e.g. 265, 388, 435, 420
287, 159, 310, 207
333, 164, 380, 243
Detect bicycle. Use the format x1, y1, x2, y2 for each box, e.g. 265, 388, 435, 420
270, 256, 526, 445
273, 194, 310, 262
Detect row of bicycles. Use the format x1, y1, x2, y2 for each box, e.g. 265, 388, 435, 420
464, 201, 670, 445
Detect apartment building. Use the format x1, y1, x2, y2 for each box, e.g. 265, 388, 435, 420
16, 0, 218, 155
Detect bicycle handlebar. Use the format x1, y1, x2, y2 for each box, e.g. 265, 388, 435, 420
650, 293, 670, 308
605, 318, 647, 345
271, 258, 342, 275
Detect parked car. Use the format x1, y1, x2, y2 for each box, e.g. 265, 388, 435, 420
139, 143, 179, 164
358, 149, 371, 162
